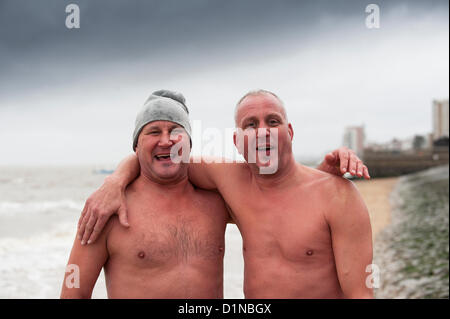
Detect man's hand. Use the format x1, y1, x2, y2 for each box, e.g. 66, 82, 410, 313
317, 147, 370, 179
77, 176, 130, 245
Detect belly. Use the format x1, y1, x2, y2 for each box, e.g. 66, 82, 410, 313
104, 258, 224, 299
241, 228, 344, 299
243, 254, 344, 299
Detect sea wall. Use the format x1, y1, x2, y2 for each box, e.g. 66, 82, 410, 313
373, 165, 449, 298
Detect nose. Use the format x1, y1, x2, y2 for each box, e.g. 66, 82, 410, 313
255, 125, 271, 139
158, 131, 174, 147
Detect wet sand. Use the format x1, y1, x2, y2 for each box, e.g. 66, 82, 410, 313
353, 177, 399, 240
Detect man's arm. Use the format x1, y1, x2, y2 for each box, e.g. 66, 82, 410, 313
188, 148, 370, 190
78, 148, 367, 245
60, 230, 109, 298
187, 157, 231, 190
77, 154, 220, 244
77, 154, 139, 245
326, 179, 374, 299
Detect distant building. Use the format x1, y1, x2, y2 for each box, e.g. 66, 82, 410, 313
400, 135, 431, 152
365, 135, 432, 154
388, 138, 402, 152
343, 126, 365, 157
432, 99, 449, 140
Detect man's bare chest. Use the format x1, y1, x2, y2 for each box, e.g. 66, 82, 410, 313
227, 190, 333, 263
107, 209, 226, 268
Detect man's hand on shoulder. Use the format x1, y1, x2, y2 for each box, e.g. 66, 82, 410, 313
317, 147, 370, 180
77, 175, 130, 245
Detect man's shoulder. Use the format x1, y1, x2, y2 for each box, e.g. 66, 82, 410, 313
303, 167, 367, 222
300, 165, 358, 199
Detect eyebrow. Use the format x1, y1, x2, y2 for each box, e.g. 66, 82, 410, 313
145, 126, 161, 131
266, 113, 283, 120
240, 116, 258, 126
241, 113, 283, 125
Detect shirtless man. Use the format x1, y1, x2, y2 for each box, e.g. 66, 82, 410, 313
61, 91, 230, 298
77, 90, 373, 298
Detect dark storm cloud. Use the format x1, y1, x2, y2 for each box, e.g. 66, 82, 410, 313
0, 0, 448, 97
0, 0, 355, 64
1, 0, 446, 48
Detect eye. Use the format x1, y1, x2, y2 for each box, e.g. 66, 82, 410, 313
147, 131, 160, 135
269, 119, 279, 126
245, 122, 256, 128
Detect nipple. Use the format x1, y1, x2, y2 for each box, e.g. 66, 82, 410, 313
138, 251, 146, 259
306, 250, 314, 256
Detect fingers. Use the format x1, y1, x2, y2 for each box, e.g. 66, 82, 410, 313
356, 160, 364, 178
88, 215, 108, 244
363, 165, 371, 180
77, 201, 89, 231
338, 148, 350, 174
349, 157, 371, 180
86, 206, 129, 244
325, 152, 337, 165
77, 209, 85, 230
77, 209, 90, 241
118, 206, 130, 228
81, 213, 98, 245
348, 155, 358, 176
335, 147, 371, 179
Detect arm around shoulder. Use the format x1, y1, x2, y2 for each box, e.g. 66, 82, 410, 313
188, 156, 237, 190
77, 154, 139, 244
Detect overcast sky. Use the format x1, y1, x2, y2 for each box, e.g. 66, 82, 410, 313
0, 0, 448, 165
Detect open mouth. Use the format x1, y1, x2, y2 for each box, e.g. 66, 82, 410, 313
154, 154, 172, 161
255, 144, 277, 158
256, 145, 274, 151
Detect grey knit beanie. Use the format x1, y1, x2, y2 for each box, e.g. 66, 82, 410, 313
132, 90, 192, 151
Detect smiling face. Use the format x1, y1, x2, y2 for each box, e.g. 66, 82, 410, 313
233, 92, 294, 174
135, 121, 190, 183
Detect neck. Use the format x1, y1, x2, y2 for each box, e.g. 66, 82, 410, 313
250, 154, 301, 190
134, 171, 192, 196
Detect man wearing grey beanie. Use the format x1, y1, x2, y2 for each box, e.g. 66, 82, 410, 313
62, 90, 231, 298
75, 89, 372, 299
132, 89, 192, 152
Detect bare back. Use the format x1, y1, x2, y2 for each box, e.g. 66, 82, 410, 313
103, 180, 229, 298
